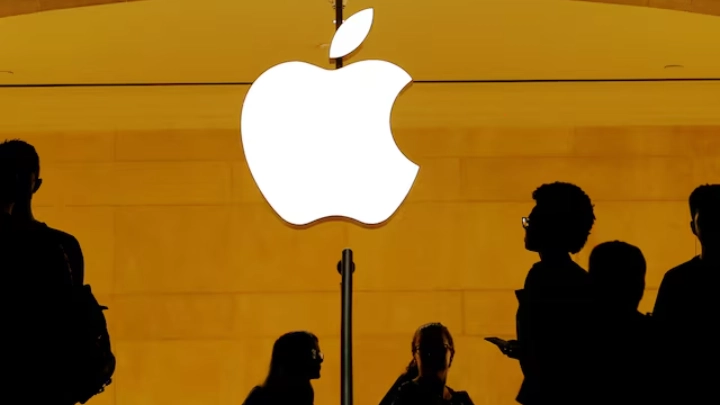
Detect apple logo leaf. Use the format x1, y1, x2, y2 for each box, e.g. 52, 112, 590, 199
329, 8, 374, 60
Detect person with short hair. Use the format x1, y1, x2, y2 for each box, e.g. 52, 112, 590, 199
587, 241, 654, 405
0, 139, 84, 285
0, 138, 78, 404
511, 182, 596, 405
653, 184, 720, 405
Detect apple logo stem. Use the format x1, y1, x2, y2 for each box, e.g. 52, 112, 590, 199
240, 8, 419, 226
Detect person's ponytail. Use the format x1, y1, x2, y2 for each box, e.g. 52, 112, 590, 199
404, 359, 418, 379
378, 359, 418, 405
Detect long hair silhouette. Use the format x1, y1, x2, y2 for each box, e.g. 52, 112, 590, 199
243, 331, 320, 405
264, 331, 318, 385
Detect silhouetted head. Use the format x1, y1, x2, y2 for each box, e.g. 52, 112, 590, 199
689, 184, 720, 248
523, 182, 595, 255
0, 140, 41, 204
264, 331, 323, 386
411, 323, 455, 377
589, 241, 646, 311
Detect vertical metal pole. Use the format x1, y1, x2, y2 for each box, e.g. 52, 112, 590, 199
333, 2, 350, 405
335, 0, 344, 69
337, 248, 354, 405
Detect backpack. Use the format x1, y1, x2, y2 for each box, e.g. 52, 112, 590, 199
56, 237, 116, 404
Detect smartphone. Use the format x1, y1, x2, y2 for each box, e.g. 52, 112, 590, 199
484, 337, 509, 349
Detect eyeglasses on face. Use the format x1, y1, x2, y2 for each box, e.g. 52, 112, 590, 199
413, 344, 453, 354
522, 217, 530, 229
311, 349, 324, 361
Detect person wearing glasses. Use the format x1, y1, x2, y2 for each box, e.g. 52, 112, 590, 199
390, 323, 474, 405
504, 182, 596, 405
242, 331, 323, 405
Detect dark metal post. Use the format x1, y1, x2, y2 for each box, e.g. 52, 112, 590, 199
335, 0, 344, 69
337, 248, 354, 405
332, 2, 350, 405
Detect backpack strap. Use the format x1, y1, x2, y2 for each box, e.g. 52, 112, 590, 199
57, 243, 74, 284
36, 222, 75, 287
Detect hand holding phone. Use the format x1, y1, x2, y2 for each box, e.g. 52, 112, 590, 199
485, 337, 520, 360
484, 337, 508, 348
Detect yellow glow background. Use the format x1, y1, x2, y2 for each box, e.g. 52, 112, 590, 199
1, 1, 719, 404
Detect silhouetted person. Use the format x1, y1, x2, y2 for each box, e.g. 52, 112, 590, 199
0, 139, 84, 285
586, 241, 654, 405
511, 182, 596, 405
243, 331, 323, 405
653, 184, 720, 405
391, 323, 474, 405
0, 143, 77, 404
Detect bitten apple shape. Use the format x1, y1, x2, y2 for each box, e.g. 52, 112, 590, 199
240, 8, 419, 226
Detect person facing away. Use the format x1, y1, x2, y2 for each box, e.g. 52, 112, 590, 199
653, 184, 720, 405
586, 241, 655, 405
0, 144, 78, 404
390, 323, 474, 405
242, 331, 323, 405
509, 182, 596, 405
0, 139, 85, 285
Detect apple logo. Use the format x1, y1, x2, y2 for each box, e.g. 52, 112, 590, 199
240, 8, 419, 226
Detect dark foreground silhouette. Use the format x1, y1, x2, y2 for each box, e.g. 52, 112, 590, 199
587, 241, 655, 405
654, 184, 720, 405
0, 139, 114, 404
513, 182, 595, 405
5, 136, 717, 405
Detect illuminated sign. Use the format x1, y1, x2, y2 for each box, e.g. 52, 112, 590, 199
241, 9, 418, 226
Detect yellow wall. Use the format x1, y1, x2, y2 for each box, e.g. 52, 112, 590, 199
1, 83, 713, 405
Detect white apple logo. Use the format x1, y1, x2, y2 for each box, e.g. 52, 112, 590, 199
240, 8, 419, 226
